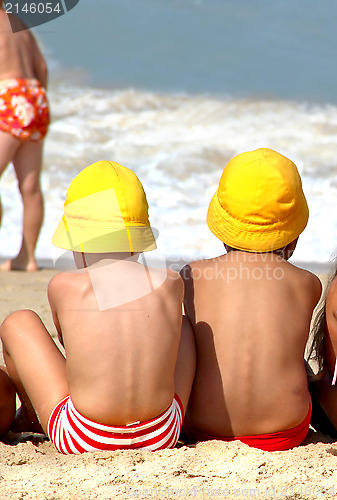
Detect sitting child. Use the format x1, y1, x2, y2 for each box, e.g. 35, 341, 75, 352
0, 160, 196, 454
307, 255, 337, 436
180, 148, 322, 451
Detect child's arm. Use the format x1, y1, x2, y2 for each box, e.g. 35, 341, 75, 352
180, 264, 196, 326
309, 271, 323, 307
47, 275, 64, 348
325, 279, 337, 379
309, 279, 337, 432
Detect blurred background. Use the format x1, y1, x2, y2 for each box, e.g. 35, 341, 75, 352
1, 0, 336, 269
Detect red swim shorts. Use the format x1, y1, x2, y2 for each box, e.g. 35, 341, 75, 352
0, 78, 50, 141
183, 403, 312, 452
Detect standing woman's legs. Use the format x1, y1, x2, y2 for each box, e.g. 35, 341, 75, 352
0, 130, 21, 225
1, 140, 44, 271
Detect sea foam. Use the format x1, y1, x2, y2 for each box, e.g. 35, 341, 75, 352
0, 85, 336, 267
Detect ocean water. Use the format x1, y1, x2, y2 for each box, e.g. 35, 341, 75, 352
1, 0, 337, 268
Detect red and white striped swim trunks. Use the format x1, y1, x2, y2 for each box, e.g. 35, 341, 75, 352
47, 394, 184, 454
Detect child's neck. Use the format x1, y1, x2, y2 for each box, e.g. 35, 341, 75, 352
74, 252, 140, 269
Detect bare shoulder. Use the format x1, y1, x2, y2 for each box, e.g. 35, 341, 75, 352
0, 9, 12, 30
49, 270, 73, 288
303, 268, 322, 294
293, 266, 322, 303
48, 270, 85, 298
8, 11, 33, 32
180, 258, 211, 290
1, 12, 29, 33
180, 258, 207, 280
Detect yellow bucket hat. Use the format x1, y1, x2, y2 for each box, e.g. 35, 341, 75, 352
52, 160, 156, 253
207, 148, 309, 252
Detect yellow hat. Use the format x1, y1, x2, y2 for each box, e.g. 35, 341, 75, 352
207, 148, 309, 252
52, 161, 156, 253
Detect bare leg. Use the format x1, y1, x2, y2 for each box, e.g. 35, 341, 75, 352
0, 140, 44, 271
0, 130, 21, 226
0, 310, 68, 433
174, 316, 196, 414
0, 366, 16, 438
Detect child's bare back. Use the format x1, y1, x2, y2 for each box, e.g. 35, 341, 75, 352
49, 257, 183, 425
182, 249, 321, 437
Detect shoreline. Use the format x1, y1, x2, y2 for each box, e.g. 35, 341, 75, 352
0, 256, 332, 275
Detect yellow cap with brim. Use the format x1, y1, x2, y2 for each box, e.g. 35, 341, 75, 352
207, 148, 309, 252
52, 161, 157, 253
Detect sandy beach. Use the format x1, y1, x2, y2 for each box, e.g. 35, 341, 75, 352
0, 269, 336, 500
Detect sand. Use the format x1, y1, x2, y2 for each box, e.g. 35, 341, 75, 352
0, 269, 336, 500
